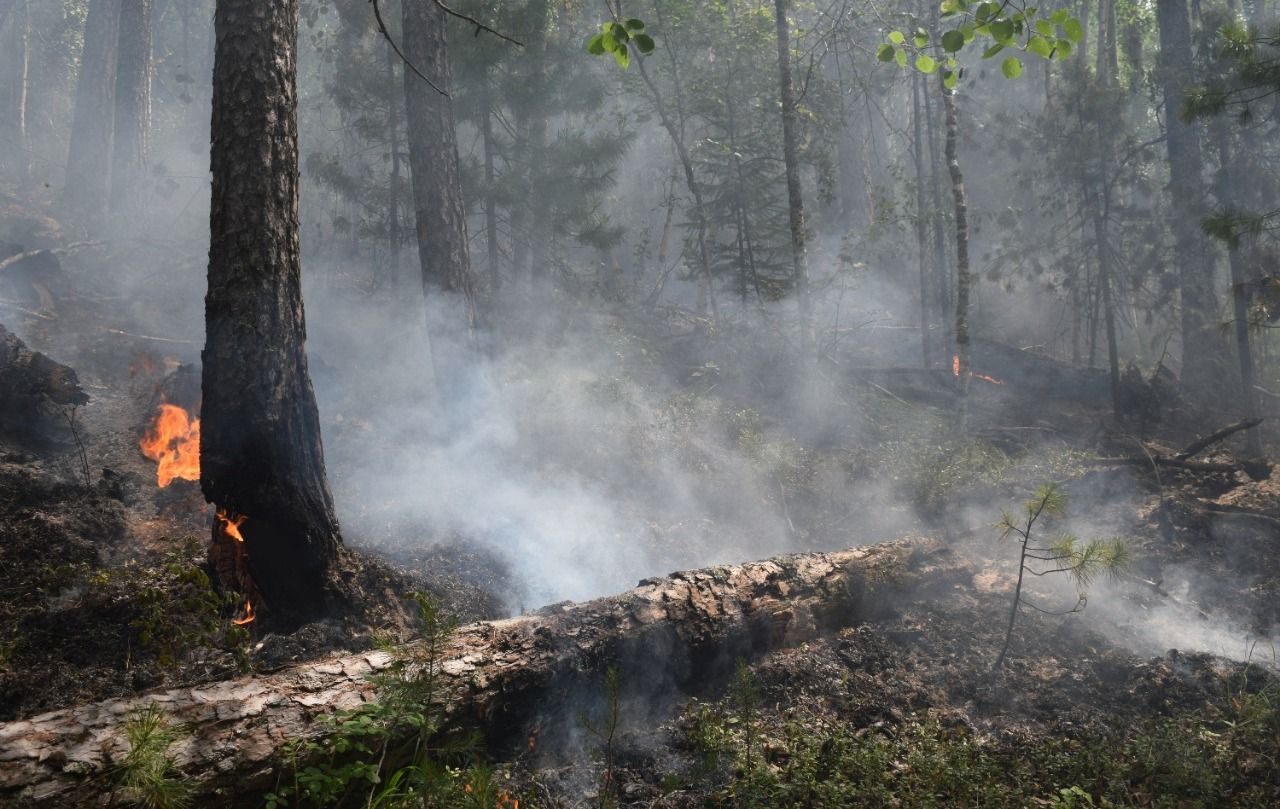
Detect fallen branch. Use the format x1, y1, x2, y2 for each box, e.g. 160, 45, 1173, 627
0, 538, 965, 806
1176, 418, 1264, 460
0, 242, 105, 276
1202, 501, 1280, 531
1082, 457, 1239, 473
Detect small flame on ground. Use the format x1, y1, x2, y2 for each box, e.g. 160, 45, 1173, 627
139, 403, 201, 487
232, 599, 255, 626
217, 509, 247, 542
951, 354, 1004, 386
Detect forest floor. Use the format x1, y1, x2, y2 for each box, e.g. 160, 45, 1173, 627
2, 201, 1279, 804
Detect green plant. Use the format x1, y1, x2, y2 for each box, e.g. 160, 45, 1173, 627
580, 666, 624, 809
110, 703, 191, 809
993, 483, 1128, 671
264, 593, 518, 809
729, 659, 761, 774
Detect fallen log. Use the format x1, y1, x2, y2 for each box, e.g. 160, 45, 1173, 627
0, 537, 963, 806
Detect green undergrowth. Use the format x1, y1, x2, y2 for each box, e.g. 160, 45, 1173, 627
680, 666, 1280, 808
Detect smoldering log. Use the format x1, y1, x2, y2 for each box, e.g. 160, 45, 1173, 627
0, 537, 964, 806
0, 323, 89, 441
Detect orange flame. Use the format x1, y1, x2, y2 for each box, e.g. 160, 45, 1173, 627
139, 404, 201, 487
951, 354, 1004, 385
217, 509, 246, 542
232, 599, 255, 626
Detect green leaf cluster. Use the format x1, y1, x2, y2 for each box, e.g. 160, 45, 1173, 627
586, 18, 655, 70
879, 1, 1085, 87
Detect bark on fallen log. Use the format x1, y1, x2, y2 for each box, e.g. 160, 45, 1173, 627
0, 537, 963, 806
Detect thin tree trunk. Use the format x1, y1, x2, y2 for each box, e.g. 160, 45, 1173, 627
1212, 122, 1262, 454
629, 1, 716, 326
912, 68, 932, 368
9, 0, 30, 183
523, 0, 549, 283
1156, 0, 1219, 393
203, 0, 347, 631
480, 70, 500, 292
111, 0, 153, 212
386, 43, 402, 290
64, 0, 120, 231
774, 0, 814, 354
401, 0, 478, 328
924, 59, 951, 365
1094, 196, 1122, 416
941, 82, 971, 409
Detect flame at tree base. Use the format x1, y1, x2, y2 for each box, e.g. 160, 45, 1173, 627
215, 508, 255, 626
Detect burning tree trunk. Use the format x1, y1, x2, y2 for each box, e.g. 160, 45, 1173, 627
202, 0, 347, 630
0, 538, 965, 806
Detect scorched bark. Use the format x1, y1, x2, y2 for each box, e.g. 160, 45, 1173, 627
202, 0, 346, 630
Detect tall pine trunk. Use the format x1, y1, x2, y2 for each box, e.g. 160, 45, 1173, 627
401, 0, 478, 326
64, 0, 120, 231
111, 0, 153, 212
1156, 0, 1219, 393
1212, 121, 1262, 454
203, 0, 347, 630
942, 81, 971, 409
774, 0, 814, 354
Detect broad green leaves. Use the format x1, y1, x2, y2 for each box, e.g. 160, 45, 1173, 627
880, 0, 1083, 86
586, 18, 655, 70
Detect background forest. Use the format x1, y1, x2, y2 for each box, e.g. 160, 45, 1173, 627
2, 0, 1280, 806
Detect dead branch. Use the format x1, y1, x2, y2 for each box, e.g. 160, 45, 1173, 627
431, 0, 523, 47
0, 241, 105, 276
1175, 418, 1264, 460
370, 0, 447, 96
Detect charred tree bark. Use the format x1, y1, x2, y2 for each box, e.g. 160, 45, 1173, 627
0, 538, 964, 806
110, 0, 152, 211
64, 0, 120, 231
203, 0, 347, 631
774, 0, 815, 355
1156, 0, 1220, 394
401, 0, 478, 329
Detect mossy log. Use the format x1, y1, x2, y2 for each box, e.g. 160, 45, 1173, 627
0, 537, 966, 806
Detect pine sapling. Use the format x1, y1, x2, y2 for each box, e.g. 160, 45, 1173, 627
993, 483, 1128, 672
